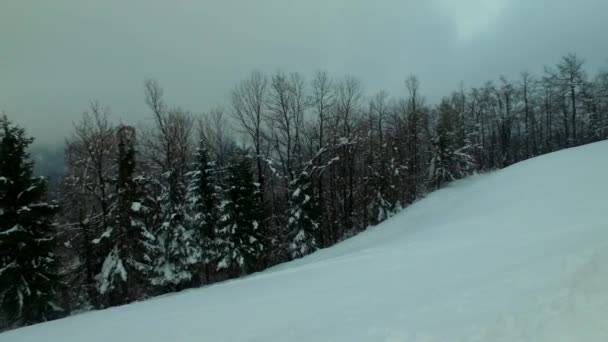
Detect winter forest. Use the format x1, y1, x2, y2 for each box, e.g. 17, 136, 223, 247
1, 53, 608, 329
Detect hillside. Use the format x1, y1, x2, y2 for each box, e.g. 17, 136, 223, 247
3, 141, 608, 342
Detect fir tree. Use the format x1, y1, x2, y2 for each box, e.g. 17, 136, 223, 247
369, 191, 396, 224
95, 126, 157, 306
151, 175, 199, 290
287, 169, 320, 259
216, 152, 264, 275
186, 139, 220, 283
0, 116, 61, 326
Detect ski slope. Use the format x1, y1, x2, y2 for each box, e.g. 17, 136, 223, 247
4, 142, 608, 342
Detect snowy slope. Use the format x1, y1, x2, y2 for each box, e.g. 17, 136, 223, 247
4, 142, 608, 342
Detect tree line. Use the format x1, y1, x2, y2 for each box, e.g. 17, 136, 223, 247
1, 53, 607, 329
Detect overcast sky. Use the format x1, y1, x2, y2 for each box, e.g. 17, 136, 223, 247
2, 0, 608, 145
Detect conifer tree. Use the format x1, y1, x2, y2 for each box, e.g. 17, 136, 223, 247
287, 169, 320, 259
151, 161, 200, 290
151, 185, 198, 290
186, 138, 220, 282
216, 152, 264, 275
0, 116, 61, 326
95, 126, 156, 306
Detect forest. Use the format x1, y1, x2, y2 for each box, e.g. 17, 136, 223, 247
1, 53, 607, 329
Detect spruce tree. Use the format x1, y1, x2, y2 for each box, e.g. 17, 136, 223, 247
152, 175, 198, 290
216, 152, 264, 275
186, 139, 220, 283
287, 169, 320, 259
95, 126, 156, 306
0, 116, 61, 326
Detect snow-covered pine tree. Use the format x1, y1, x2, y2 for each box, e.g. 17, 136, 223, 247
0, 116, 61, 326
216, 152, 264, 276
141, 84, 199, 291
287, 169, 320, 259
186, 138, 220, 283
369, 190, 396, 224
151, 172, 199, 290
95, 126, 157, 306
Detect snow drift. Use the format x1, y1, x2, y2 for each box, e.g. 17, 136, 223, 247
3, 141, 608, 341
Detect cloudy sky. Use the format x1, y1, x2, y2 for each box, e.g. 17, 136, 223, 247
2, 0, 608, 145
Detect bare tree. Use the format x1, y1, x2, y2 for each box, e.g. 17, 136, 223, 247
333, 76, 363, 233
308, 70, 334, 247
403, 75, 429, 202
518, 72, 537, 157
230, 71, 269, 198
363, 90, 393, 225
61, 101, 116, 308
545, 53, 586, 145
198, 106, 235, 168
142, 79, 194, 205
310, 70, 334, 152
267, 71, 307, 184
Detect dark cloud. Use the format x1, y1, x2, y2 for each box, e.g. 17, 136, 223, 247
1, 0, 607, 144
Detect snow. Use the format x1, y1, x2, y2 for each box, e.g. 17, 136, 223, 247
96, 248, 127, 295
292, 187, 301, 198
0, 225, 23, 236
48, 302, 63, 312
4, 141, 608, 341
151, 262, 192, 286
131, 202, 142, 212
216, 258, 229, 270
91, 228, 113, 245
0, 261, 17, 277
17, 206, 31, 214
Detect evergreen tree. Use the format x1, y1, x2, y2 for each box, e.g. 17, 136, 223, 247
151, 172, 199, 290
186, 138, 221, 282
95, 126, 157, 306
216, 152, 264, 275
369, 190, 397, 224
0, 116, 61, 326
151, 198, 198, 290
287, 169, 320, 259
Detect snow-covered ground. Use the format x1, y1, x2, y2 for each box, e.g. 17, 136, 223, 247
4, 142, 608, 342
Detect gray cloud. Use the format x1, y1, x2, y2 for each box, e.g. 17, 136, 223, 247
1, 0, 607, 145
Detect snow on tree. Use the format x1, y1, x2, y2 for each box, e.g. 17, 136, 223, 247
429, 99, 476, 189
0, 116, 61, 326
370, 191, 397, 224
364, 92, 401, 226
150, 162, 200, 290
94, 126, 157, 306
216, 152, 264, 275
150, 181, 199, 289
59, 103, 116, 309
142, 80, 199, 290
185, 138, 221, 282
287, 169, 320, 259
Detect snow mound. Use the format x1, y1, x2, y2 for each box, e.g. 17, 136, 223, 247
3, 141, 608, 341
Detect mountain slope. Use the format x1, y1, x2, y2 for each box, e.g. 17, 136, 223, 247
4, 141, 608, 342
